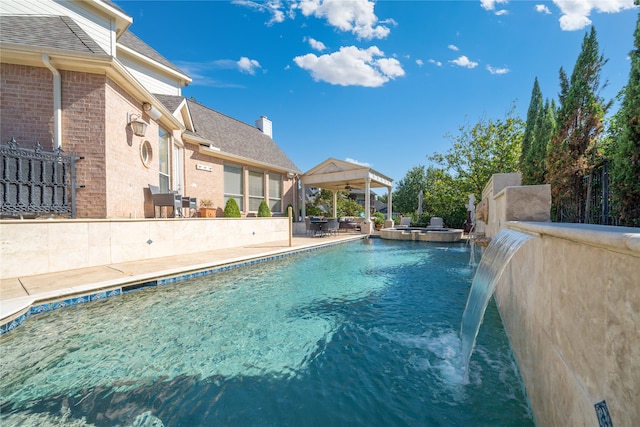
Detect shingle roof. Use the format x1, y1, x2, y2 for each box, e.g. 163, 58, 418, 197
154, 94, 185, 114
0, 15, 106, 54
157, 95, 300, 173
118, 30, 188, 77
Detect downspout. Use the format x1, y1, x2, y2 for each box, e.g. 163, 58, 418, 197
42, 54, 62, 149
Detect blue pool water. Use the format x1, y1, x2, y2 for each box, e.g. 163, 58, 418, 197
0, 239, 534, 426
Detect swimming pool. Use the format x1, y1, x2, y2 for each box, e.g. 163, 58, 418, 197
0, 239, 534, 426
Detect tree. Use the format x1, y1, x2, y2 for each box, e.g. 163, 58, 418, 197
612, 3, 640, 226
525, 99, 557, 185
520, 79, 557, 185
520, 78, 543, 183
546, 27, 611, 223
392, 165, 428, 215
429, 104, 524, 198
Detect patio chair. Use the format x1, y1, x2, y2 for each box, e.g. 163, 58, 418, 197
428, 217, 444, 229
149, 184, 182, 218
326, 218, 339, 236
182, 197, 197, 217
397, 217, 412, 228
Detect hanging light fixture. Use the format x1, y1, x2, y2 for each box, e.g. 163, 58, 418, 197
128, 113, 148, 137
344, 183, 352, 191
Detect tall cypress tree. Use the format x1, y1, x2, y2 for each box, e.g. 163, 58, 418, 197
546, 27, 610, 223
520, 78, 543, 184
526, 99, 556, 185
612, 2, 640, 226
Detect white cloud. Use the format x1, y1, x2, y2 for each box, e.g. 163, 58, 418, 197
297, 0, 391, 40
293, 45, 405, 87
345, 158, 372, 167
450, 55, 478, 69
428, 59, 443, 67
232, 0, 287, 24
448, 44, 459, 51
535, 4, 552, 14
416, 59, 424, 67
486, 65, 510, 74
480, 0, 508, 10
495, 9, 509, 16
552, 0, 636, 31
237, 57, 262, 74
306, 37, 327, 51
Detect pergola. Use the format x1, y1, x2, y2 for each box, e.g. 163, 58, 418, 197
299, 158, 393, 231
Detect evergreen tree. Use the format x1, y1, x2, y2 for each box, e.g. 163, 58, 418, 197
520, 78, 543, 184
526, 99, 557, 185
546, 27, 611, 223
612, 2, 640, 226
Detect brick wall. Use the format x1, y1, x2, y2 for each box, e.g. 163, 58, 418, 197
60, 70, 107, 218
184, 142, 225, 216
0, 64, 54, 148
104, 78, 159, 218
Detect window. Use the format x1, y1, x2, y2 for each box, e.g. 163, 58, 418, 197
224, 163, 243, 210
248, 170, 264, 211
158, 128, 170, 192
140, 140, 152, 168
269, 173, 282, 213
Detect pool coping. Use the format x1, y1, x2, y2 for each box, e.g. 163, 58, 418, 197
0, 235, 367, 335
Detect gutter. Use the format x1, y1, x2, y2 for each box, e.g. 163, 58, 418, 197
42, 54, 61, 149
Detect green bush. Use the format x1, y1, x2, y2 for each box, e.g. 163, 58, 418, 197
223, 198, 241, 218
257, 200, 271, 217
372, 211, 385, 226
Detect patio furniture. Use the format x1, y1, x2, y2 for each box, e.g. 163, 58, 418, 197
149, 184, 182, 218
396, 217, 412, 228
326, 218, 339, 236
339, 218, 360, 232
310, 218, 327, 236
182, 197, 197, 217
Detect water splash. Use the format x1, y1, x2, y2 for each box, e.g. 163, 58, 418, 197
460, 229, 532, 378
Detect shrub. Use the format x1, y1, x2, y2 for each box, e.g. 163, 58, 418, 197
223, 198, 241, 218
257, 200, 271, 217
372, 211, 385, 226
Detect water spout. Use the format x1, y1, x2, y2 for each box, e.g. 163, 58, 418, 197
460, 228, 532, 378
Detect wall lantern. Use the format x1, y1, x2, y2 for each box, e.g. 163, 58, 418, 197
128, 113, 148, 137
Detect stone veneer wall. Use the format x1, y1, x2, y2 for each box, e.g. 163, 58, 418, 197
0, 217, 290, 279
494, 221, 640, 426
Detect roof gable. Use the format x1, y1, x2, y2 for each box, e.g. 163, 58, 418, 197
0, 15, 106, 55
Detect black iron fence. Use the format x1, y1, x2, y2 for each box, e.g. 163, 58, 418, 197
552, 159, 631, 226
0, 138, 82, 218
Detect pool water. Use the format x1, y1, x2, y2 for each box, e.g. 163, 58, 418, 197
0, 239, 534, 426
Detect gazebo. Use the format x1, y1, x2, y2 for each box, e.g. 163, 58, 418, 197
299, 158, 394, 232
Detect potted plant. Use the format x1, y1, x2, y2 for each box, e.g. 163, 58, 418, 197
199, 199, 216, 218
373, 212, 385, 230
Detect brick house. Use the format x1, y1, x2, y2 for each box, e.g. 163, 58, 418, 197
0, 0, 300, 219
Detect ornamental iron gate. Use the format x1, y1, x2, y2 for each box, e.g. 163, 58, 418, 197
0, 138, 82, 218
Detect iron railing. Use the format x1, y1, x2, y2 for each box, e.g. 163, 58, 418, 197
0, 138, 82, 218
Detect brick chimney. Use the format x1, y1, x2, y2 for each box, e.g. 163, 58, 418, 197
256, 116, 272, 138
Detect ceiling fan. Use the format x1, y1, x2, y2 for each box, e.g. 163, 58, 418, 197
344, 183, 352, 191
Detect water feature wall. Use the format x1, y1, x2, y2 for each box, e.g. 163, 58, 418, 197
494, 221, 640, 426
460, 228, 532, 376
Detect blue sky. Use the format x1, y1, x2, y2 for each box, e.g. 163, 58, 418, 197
115, 0, 637, 190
